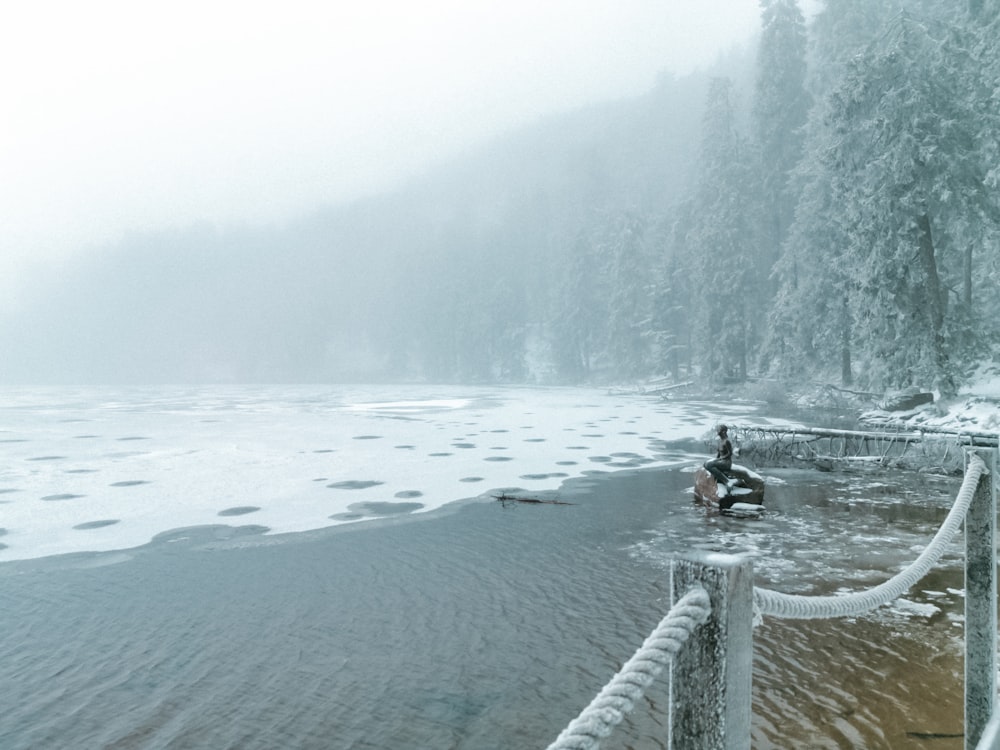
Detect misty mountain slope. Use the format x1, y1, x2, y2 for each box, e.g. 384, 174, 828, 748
0, 64, 724, 384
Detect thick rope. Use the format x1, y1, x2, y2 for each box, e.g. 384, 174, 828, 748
546, 586, 711, 750
754, 453, 989, 620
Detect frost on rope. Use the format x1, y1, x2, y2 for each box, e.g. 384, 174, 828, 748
546, 586, 711, 750
754, 453, 989, 621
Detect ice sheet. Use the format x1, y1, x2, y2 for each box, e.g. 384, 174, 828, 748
0, 384, 770, 562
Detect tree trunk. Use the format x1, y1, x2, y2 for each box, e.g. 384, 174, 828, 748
841, 327, 853, 387
964, 241, 973, 310
838, 295, 853, 386
916, 213, 944, 332
916, 213, 954, 395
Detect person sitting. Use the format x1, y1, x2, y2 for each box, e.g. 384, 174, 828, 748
704, 424, 733, 494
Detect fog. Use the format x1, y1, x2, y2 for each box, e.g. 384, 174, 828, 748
2, 0, 764, 294
0, 63, 729, 384
10, 0, 991, 398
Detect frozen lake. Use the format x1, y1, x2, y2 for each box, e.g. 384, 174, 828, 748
0, 384, 774, 562
0, 385, 970, 748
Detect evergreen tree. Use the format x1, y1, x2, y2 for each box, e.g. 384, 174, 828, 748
649, 207, 696, 380
603, 212, 654, 379
821, 12, 998, 394
768, 104, 856, 384
964, 1, 1000, 360
751, 0, 812, 295
548, 230, 609, 382
807, 0, 897, 98
686, 77, 759, 381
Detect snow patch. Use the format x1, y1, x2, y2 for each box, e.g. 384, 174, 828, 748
861, 371, 1000, 435
888, 598, 941, 618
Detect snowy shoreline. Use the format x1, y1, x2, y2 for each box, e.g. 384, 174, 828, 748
3, 377, 996, 565
0, 384, 792, 563
749, 373, 1000, 439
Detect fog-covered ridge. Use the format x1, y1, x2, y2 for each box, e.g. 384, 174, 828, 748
3, 1, 999, 391
0, 64, 730, 385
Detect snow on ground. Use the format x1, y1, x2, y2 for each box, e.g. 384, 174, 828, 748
0, 384, 775, 563
868, 376, 1000, 434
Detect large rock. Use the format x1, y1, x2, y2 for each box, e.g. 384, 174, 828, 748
693, 464, 765, 510
881, 387, 934, 412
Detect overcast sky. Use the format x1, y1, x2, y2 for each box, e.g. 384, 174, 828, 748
2, 0, 783, 301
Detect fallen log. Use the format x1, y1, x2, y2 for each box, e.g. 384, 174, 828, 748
733, 423, 994, 472
857, 420, 999, 445
742, 424, 997, 446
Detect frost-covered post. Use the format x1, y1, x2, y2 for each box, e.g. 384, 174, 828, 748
669, 551, 753, 750
966, 447, 997, 750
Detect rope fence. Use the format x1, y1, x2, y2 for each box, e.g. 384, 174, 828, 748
545, 586, 711, 750
547, 449, 995, 749
753, 452, 989, 621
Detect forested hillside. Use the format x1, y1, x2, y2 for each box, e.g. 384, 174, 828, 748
3, 0, 999, 392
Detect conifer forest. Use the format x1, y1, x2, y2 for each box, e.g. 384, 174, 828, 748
3, 0, 999, 392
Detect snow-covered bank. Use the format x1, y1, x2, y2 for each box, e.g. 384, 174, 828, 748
859, 374, 1000, 436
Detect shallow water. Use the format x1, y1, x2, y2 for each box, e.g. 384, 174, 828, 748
636, 465, 969, 749
0, 454, 969, 749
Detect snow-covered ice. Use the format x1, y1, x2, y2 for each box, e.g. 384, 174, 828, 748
0, 384, 768, 562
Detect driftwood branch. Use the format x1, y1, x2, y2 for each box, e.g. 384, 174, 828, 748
493, 492, 574, 508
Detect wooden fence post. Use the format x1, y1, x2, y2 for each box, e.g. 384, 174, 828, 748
669, 551, 754, 750
966, 448, 997, 750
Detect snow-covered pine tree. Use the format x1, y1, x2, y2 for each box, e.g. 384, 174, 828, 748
650, 205, 697, 381
965, 0, 1000, 361
806, 0, 897, 99
604, 212, 655, 379
767, 100, 856, 385
751, 0, 812, 295
547, 230, 609, 382
686, 77, 759, 381
823, 11, 995, 394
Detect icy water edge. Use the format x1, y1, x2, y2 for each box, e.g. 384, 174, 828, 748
0, 387, 971, 749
